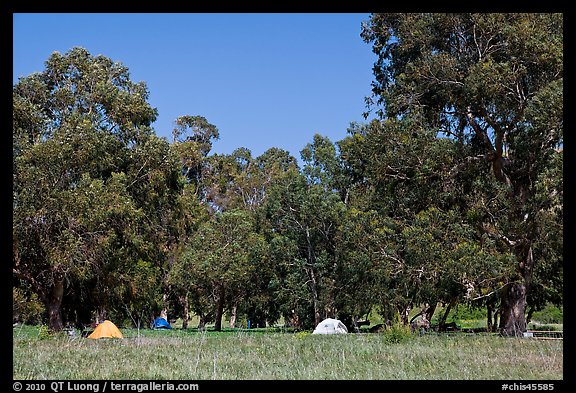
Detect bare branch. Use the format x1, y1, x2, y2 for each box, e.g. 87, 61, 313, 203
470, 283, 509, 301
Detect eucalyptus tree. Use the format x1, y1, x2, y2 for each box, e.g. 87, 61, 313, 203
154, 115, 220, 325
402, 207, 516, 329
173, 209, 268, 331
13, 47, 182, 330
167, 146, 299, 329
339, 119, 458, 321
264, 135, 347, 328
201, 148, 260, 213
225, 148, 300, 326
338, 114, 522, 329
334, 207, 396, 330
361, 13, 563, 336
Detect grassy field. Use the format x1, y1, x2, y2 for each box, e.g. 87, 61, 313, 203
13, 325, 563, 380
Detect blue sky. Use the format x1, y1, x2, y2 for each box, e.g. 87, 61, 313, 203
13, 13, 377, 161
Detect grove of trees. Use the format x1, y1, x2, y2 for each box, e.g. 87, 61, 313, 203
13, 13, 562, 338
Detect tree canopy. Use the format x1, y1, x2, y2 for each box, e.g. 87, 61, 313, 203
360, 13, 562, 335
13, 14, 562, 338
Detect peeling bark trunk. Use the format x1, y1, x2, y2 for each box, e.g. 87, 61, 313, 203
229, 302, 238, 329
499, 282, 527, 336
500, 244, 533, 337
467, 110, 532, 337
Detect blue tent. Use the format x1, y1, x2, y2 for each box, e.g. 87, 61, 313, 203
152, 317, 172, 329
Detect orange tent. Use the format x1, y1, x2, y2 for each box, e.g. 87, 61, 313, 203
87, 320, 123, 339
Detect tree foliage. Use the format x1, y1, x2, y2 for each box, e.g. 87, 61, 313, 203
361, 13, 563, 335
13, 47, 181, 330
13, 15, 562, 337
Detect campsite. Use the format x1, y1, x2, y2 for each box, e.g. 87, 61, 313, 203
13, 13, 563, 382
13, 304, 563, 380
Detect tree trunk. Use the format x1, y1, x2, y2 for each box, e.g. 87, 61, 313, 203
438, 298, 456, 331
487, 302, 494, 332
351, 317, 359, 333
229, 302, 238, 329
305, 228, 321, 327
526, 305, 535, 326
214, 285, 225, 331
181, 293, 189, 329
47, 277, 64, 332
288, 310, 301, 329
500, 244, 533, 337
422, 302, 436, 328
160, 293, 168, 320
398, 303, 412, 325
408, 303, 435, 331
499, 282, 527, 336
493, 306, 500, 331
95, 307, 107, 325
307, 267, 321, 327
198, 313, 207, 330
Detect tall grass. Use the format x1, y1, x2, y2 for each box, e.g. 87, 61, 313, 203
13, 326, 562, 380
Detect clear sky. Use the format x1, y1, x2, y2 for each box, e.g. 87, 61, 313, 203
13, 13, 377, 161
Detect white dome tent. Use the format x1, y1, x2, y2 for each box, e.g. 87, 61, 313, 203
312, 318, 348, 334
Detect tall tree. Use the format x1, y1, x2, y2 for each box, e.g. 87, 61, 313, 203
361, 13, 563, 335
265, 136, 346, 328
334, 207, 395, 330
12, 47, 178, 330
174, 210, 266, 331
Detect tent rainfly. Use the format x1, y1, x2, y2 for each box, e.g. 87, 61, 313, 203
312, 318, 348, 334
87, 320, 123, 339
152, 317, 173, 329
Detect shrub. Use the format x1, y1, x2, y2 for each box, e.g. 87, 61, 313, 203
294, 331, 311, 339
383, 313, 414, 344
38, 325, 51, 340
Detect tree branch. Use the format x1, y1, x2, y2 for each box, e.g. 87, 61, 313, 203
13, 268, 48, 303
470, 283, 509, 302
466, 107, 495, 153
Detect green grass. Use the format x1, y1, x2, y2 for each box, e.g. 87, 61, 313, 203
13, 325, 563, 380
527, 323, 563, 332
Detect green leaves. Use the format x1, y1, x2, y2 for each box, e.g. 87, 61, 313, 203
169, 209, 267, 325
362, 13, 563, 334
13, 47, 185, 330
14, 22, 562, 333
